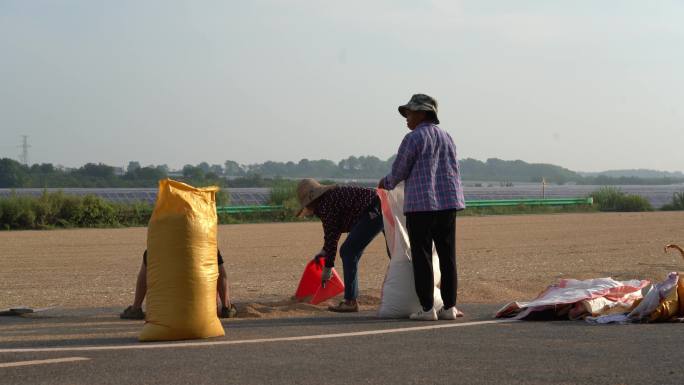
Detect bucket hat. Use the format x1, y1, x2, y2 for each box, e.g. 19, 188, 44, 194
398, 94, 439, 124
295, 178, 336, 217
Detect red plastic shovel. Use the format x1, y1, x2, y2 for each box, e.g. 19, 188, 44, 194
294, 258, 344, 305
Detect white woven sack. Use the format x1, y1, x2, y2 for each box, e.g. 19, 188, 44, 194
378, 183, 443, 318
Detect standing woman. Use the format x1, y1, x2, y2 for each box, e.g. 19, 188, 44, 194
378, 94, 466, 321
296, 178, 384, 312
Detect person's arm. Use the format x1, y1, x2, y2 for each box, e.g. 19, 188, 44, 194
381, 134, 418, 190
320, 217, 342, 268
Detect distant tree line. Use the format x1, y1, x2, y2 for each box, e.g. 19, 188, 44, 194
1, 156, 682, 189
575, 175, 684, 186
0, 158, 170, 188
580, 169, 684, 179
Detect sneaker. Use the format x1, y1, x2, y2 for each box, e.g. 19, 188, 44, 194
409, 307, 437, 321
219, 304, 238, 319
120, 306, 145, 320
438, 306, 464, 320
328, 301, 359, 313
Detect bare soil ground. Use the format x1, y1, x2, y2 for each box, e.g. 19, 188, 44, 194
1, 212, 682, 318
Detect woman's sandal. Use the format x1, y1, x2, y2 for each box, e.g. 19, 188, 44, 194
219, 304, 238, 318
120, 306, 145, 320
328, 301, 359, 313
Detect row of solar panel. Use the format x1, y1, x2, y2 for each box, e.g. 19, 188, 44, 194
1, 185, 681, 208
0, 188, 271, 206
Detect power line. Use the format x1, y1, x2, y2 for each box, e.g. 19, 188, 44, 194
18, 135, 30, 165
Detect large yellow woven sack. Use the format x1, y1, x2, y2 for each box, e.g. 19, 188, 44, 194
139, 179, 225, 341
678, 277, 684, 317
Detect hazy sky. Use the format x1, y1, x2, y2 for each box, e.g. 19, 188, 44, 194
1, 0, 683, 172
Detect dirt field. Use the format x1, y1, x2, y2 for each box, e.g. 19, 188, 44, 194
1, 212, 682, 318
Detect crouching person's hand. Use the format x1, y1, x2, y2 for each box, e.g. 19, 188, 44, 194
321, 266, 332, 288
312, 249, 326, 263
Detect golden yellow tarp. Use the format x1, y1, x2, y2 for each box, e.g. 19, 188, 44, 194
139, 179, 225, 341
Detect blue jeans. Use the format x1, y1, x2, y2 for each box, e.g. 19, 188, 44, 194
340, 199, 384, 300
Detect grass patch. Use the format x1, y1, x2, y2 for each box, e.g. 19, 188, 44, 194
460, 204, 597, 216
590, 186, 653, 212
0, 189, 308, 230
217, 211, 311, 224
661, 192, 684, 211
0, 191, 152, 230
268, 180, 301, 213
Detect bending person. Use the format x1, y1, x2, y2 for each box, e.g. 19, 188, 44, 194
120, 249, 237, 319
296, 178, 384, 313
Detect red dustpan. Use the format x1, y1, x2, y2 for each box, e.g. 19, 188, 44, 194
295, 259, 322, 300
295, 258, 344, 304
310, 270, 344, 305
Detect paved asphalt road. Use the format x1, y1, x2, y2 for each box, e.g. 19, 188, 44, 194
1, 304, 683, 385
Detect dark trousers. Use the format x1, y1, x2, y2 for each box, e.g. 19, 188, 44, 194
406, 209, 457, 311
340, 198, 384, 300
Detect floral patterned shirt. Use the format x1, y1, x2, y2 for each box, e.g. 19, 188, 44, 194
313, 186, 378, 267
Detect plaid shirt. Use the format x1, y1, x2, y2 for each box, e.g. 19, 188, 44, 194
383, 122, 466, 213
313, 186, 377, 267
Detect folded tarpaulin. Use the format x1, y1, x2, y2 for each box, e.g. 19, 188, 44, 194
495, 277, 650, 320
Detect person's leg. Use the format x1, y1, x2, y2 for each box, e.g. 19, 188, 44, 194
333, 209, 383, 309
432, 210, 457, 311
217, 264, 231, 310
216, 250, 237, 318
121, 260, 146, 319
132, 261, 147, 309
406, 211, 436, 312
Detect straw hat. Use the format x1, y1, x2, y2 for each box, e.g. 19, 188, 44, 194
295, 178, 336, 217
398, 93, 439, 124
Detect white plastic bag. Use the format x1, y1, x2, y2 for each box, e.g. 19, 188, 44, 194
377, 183, 443, 318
